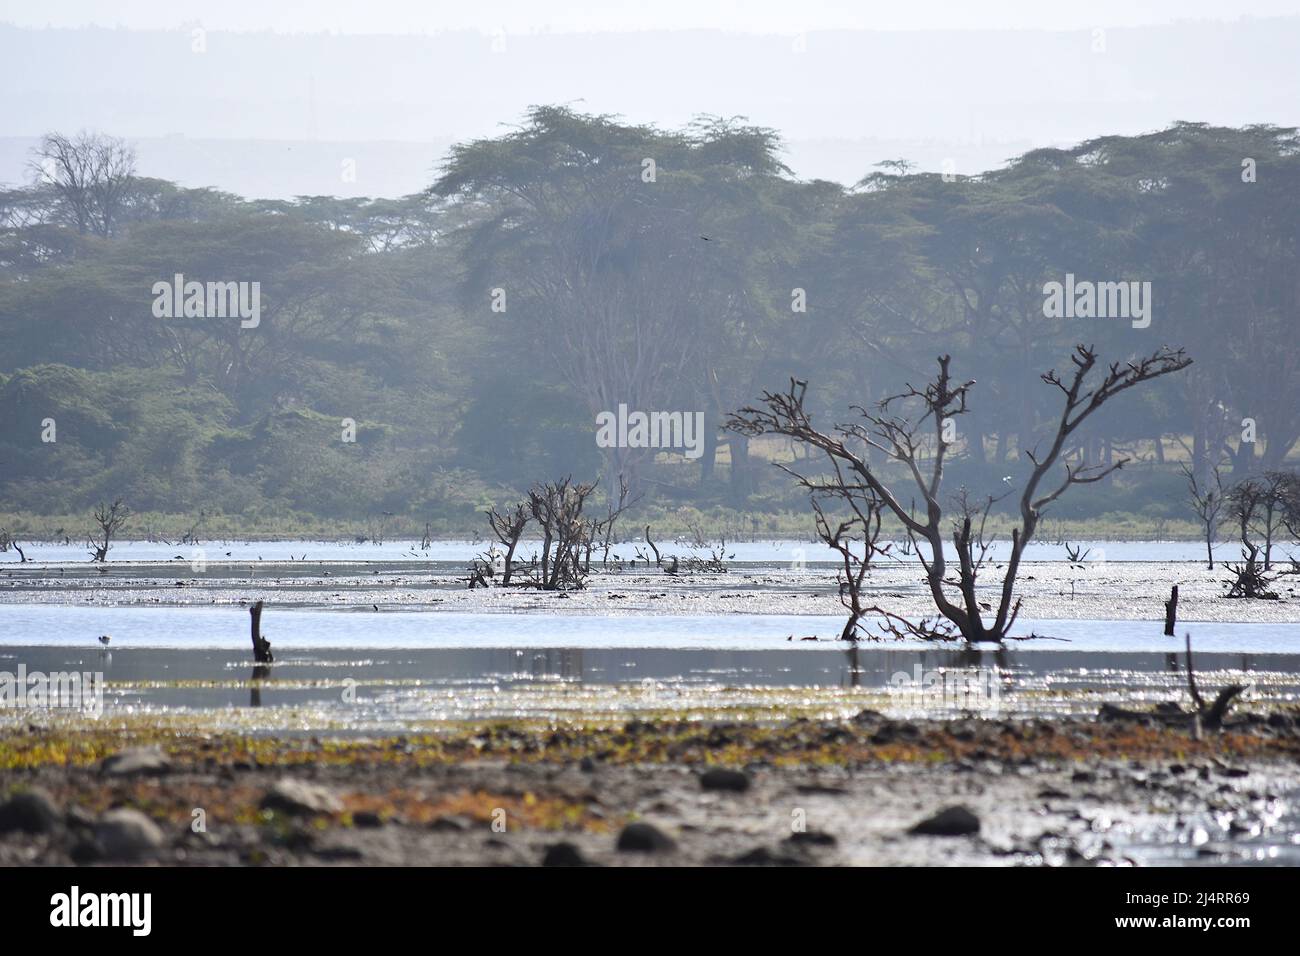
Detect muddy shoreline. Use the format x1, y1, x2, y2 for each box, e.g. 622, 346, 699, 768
3, 559, 1298, 625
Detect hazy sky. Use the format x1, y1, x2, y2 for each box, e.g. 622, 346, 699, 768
5, 0, 1300, 34
3, 2, 1299, 198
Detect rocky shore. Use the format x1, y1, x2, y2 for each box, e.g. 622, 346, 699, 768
3, 710, 1298, 866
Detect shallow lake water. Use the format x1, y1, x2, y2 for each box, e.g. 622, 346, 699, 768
4, 540, 1299, 730
3, 634, 1298, 730
3, 603, 1299, 652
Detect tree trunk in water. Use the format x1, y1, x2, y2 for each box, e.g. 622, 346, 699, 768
249, 601, 273, 663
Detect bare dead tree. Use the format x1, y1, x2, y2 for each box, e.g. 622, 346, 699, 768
587, 475, 639, 569
1100, 632, 1245, 731
486, 502, 529, 586
729, 345, 1191, 643
636, 525, 676, 573
1255, 471, 1297, 570
87, 499, 130, 562
527, 477, 599, 590
181, 509, 206, 546
29, 131, 136, 237
1223, 478, 1279, 598
811, 484, 882, 640
1181, 461, 1224, 569
248, 600, 274, 664
0, 528, 28, 562
1064, 542, 1092, 565
680, 539, 731, 573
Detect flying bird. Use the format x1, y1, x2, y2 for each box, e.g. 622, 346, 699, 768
98, 635, 111, 646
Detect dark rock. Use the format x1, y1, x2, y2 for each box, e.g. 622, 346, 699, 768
352, 810, 384, 828
909, 805, 981, 837
260, 779, 343, 816
1071, 770, 1096, 784
64, 805, 96, 831
312, 845, 364, 861
795, 783, 848, 796
733, 845, 802, 866
579, 756, 596, 773
430, 815, 472, 832
0, 789, 61, 834
94, 809, 165, 860
541, 842, 591, 867
786, 829, 837, 847
616, 822, 676, 853
69, 838, 102, 864
700, 768, 751, 792
100, 747, 170, 777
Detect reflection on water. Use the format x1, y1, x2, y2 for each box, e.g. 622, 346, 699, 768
3, 645, 1297, 730
4, 604, 1300, 653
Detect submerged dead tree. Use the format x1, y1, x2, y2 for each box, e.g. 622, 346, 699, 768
528, 477, 599, 589
248, 600, 273, 663
1100, 633, 1245, 732
87, 499, 130, 562
470, 476, 633, 590
584, 476, 638, 571
1182, 462, 1224, 569
729, 345, 1191, 643
485, 502, 529, 586
1221, 476, 1287, 599
0, 528, 28, 562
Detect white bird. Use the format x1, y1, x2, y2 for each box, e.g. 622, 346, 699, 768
98, 635, 111, 646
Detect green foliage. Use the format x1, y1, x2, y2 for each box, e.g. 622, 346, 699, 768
1, 113, 1297, 528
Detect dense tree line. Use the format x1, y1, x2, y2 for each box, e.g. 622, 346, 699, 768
0, 111, 1296, 529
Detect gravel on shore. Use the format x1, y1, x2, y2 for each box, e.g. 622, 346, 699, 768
3, 711, 1298, 866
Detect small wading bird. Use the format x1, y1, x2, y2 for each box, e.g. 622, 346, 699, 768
98, 635, 111, 646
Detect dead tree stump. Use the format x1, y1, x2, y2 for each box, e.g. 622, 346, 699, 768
249, 600, 273, 663
1163, 584, 1179, 636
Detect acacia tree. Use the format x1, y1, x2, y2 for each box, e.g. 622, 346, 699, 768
729, 345, 1191, 643
431, 107, 792, 493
